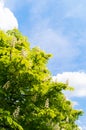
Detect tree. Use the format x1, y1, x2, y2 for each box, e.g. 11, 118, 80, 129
0, 29, 83, 130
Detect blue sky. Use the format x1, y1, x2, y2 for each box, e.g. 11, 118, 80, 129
1, 0, 86, 129
5, 0, 86, 74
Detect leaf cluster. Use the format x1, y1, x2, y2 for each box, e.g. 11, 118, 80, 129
0, 29, 83, 130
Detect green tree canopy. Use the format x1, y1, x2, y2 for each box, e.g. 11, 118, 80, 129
0, 29, 83, 130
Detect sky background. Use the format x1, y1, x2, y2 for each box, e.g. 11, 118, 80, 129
0, 0, 86, 129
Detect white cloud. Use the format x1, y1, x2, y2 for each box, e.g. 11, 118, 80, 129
0, 0, 18, 31
53, 72, 86, 97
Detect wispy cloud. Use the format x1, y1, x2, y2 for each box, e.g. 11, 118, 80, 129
5, 0, 86, 73
77, 120, 86, 130
61, 0, 86, 20
3, 0, 86, 129
30, 27, 78, 58
4, 0, 26, 11
53, 72, 86, 97
29, 23, 81, 73
0, 0, 18, 30
65, 4, 86, 19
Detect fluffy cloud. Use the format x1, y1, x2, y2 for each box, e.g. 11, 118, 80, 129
0, 1, 18, 31
53, 72, 86, 97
